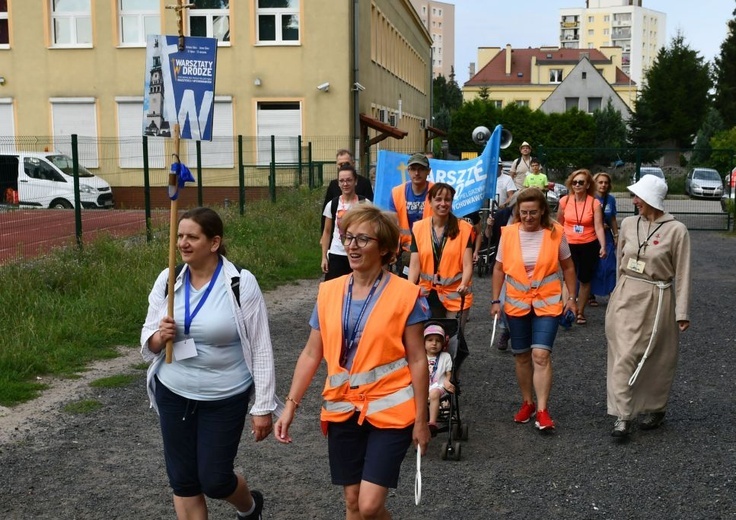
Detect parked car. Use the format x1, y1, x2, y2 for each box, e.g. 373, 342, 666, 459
0, 152, 114, 209
721, 170, 735, 212
630, 166, 666, 185
685, 168, 724, 199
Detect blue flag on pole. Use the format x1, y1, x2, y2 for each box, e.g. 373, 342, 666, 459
168, 161, 196, 201
373, 125, 503, 216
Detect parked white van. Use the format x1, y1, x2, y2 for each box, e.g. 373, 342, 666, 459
0, 152, 114, 209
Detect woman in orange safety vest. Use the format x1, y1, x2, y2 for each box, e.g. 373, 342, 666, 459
491, 188, 578, 432
408, 182, 474, 324
275, 204, 431, 519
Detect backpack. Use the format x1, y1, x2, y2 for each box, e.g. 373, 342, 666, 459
330, 195, 367, 222
164, 262, 243, 306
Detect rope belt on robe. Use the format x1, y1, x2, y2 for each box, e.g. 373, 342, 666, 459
624, 275, 673, 386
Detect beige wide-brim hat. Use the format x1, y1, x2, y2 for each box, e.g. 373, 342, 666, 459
519, 141, 531, 151
628, 175, 667, 211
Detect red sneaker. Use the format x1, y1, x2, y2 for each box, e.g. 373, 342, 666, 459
514, 401, 536, 423
535, 409, 555, 430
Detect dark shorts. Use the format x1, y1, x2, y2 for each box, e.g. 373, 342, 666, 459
327, 413, 413, 489
155, 377, 252, 498
568, 239, 600, 284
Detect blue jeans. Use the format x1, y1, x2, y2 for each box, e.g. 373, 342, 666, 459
155, 377, 252, 498
506, 311, 559, 354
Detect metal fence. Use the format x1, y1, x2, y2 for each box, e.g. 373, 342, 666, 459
535, 146, 735, 232
1, 139, 733, 266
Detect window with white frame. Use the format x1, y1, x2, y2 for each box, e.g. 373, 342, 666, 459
256, 101, 301, 165
256, 0, 299, 45
587, 97, 602, 113
515, 100, 529, 108
51, 0, 92, 47
186, 97, 234, 168
549, 69, 563, 83
119, 0, 160, 47
50, 98, 99, 167
116, 98, 165, 168
0, 99, 15, 145
0, 0, 9, 47
189, 0, 230, 44
492, 100, 502, 109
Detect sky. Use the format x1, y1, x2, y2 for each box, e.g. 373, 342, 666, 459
450, 0, 734, 85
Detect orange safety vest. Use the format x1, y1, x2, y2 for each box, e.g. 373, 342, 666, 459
499, 223, 564, 317
317, 273, 419, 428
412, 217, 474, 311
392, 182, 434, 251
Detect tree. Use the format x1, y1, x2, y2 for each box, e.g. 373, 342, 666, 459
628, 32, 711, 151
691, 107, 726, 165
592, 99, 628, 165
713, 5, 736, 127
432, 73, 462, 115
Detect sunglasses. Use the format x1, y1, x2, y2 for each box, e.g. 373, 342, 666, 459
571, 180, 586, 186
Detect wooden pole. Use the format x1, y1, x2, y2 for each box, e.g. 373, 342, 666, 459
164, 0, 191, 363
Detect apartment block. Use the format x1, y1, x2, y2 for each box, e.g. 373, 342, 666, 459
409, 0, 455, 79
559, 0, 666, 85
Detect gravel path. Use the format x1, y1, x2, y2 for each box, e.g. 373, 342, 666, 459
0, 231, 734, 519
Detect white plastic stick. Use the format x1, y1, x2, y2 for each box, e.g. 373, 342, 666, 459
414, 447, 422, 505
489, 314, 498, 350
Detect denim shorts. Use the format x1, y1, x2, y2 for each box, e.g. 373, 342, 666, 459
155, 377, 252, 498
506, 311, 560, 354
327, 412, 413, 489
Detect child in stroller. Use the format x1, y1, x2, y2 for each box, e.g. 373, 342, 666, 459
425, 323, 455, 437
423, 317, 469, 460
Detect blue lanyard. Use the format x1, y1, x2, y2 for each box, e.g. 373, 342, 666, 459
341, 272, 383, 366
184, 258, 223, 336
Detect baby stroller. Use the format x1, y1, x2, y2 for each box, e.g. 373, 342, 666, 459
425, 312, 470, 461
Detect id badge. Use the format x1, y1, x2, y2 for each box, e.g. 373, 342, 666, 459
627, 257, 646, 274
173, 337, 198, 361
573, 225, 584, 234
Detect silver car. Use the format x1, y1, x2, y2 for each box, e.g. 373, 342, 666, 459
630, 166, 666, 185
685, 168, 724, 199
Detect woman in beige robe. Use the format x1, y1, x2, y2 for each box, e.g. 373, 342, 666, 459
605, 175, 691, 438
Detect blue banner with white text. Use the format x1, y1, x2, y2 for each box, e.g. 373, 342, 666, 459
374, 125, 502, 216
143, 35, 218, 141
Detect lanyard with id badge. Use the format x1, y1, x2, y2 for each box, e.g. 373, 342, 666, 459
174, 259, 223, 361
627, 218, 664, 274
572, 196, 587, 235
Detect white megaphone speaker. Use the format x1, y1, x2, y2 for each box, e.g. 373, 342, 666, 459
472, 126, 513, 149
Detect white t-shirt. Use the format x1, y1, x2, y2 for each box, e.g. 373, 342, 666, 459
323, 196, 364, 256
428, 351, 453, 387
496, 174, 517, 206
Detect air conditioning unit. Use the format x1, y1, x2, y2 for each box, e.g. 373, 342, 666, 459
388, 113, 397, 127
378, 109, 387, 123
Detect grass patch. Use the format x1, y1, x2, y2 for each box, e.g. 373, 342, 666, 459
0, 187, 323, 406
132, 362, 150, 371
63, 399, 103, 414
89, 374, 137, 389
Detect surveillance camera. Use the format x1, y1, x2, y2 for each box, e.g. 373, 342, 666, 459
316, 82, 330, 92
353, 82, 366, 92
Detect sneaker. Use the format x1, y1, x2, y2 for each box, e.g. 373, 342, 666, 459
237, 490, 263, 520
611, 418, 630, 438
495, 328, 510, 351
639, 411, 666, 431
514, 401, 536, 423
535, 409, 555, 430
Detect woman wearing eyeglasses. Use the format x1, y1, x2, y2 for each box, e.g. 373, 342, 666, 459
321, 164, 369, 280
275, 204, 431, 519
408, 183, 474, 323
491, 188, 578, 431
557, 169, 607, 325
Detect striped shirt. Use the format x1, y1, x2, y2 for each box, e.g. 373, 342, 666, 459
496, 228, 571, 279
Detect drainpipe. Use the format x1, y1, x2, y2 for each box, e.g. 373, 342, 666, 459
353, 0, 361, 172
